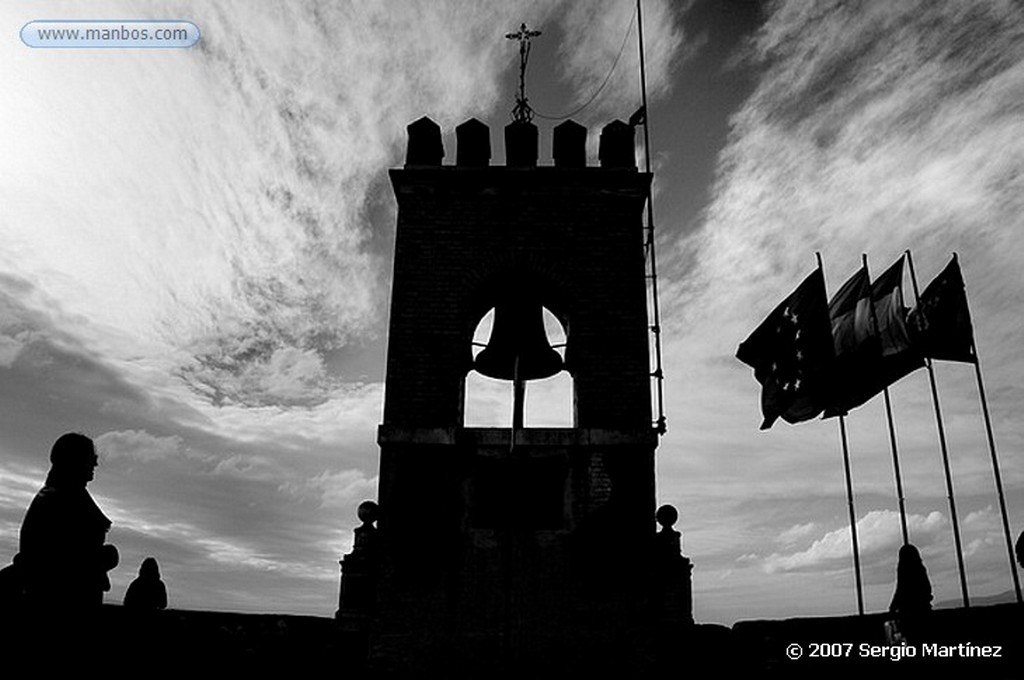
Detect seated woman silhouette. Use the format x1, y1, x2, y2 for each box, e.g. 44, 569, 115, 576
124, 557, 167, 610
18, 432, 119, 611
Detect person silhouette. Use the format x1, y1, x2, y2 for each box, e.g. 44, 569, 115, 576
887, 543, 932, 643
889, 543, 933, 614
17, 432, 119, 612
1016, 531, 1023, 570
124, 557, 167, 610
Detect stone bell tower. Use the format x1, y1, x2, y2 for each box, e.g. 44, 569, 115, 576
355, 109, 666, 672
330, 20, 698, 671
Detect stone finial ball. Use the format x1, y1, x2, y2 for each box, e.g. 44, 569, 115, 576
656, 504, 678, 529
357, 500, 379, 525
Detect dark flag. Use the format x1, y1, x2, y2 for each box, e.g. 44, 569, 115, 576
872, 255, 925, 384
825, 257, 925, 416
907, 254, 975, 363
737, 268, 834, 429
823, 266, 875, 417
830, 266, 874, 356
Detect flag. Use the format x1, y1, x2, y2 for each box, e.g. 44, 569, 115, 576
871, 255, 925, 385
829, 265, 874, 349
737, 268, 834, 429
823, 266, 875, 417
907, 254, 975, 363
824, 257, 925, 416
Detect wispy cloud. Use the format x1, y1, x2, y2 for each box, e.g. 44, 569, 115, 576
674, 0, 1024, 325
557, 0, 687, 117
0, 465, 44, 510
97, 429, 187, 462
763, 510, 946, 574
1, 0, 570, 413
777, 521, 817, 546
280, 469, 378, 509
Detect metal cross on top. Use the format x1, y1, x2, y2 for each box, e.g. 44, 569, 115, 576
505, 22, 542, 123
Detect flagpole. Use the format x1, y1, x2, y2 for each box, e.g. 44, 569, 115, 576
972, 343, 1023, 604
882, 386, 909, 545
863, 254, 910, 545
839, 413, 865, 616
636, 0, 667, 435
958, 253, 1022, 604
820, 252, 865, 616
906, 250, 970, 608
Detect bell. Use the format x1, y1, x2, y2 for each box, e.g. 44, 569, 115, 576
474, 300, 563, 382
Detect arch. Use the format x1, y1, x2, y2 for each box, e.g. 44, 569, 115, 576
463, 307, 574, 428
460, 255, 576, 344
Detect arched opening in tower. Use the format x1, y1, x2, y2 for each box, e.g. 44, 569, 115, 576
463, 306, 574, 427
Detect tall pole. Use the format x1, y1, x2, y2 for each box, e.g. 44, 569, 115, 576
973, 348, 1022, 603
906, 250, 970, 608
863, 254, 910, 545
820, 252, 864, 615
839, 414, 866, 616
962, 271, 1022, 602
637, 0, 667, 434
882, 385, 909, 545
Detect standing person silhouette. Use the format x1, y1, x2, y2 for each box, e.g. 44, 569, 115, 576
124, 557, 167, 611
888, 543, 932, 643
889, 544, 933, 614
18, 433, 119, 613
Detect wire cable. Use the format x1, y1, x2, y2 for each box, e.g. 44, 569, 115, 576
532, 6, 638, 122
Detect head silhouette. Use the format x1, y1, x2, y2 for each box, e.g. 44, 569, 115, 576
48, 432, 99, 487
897, 544, 925, 574
1016, 531, 1023, 570
892, 543, 932, 609
898, 543, 921, 562
140, 557, 160, 579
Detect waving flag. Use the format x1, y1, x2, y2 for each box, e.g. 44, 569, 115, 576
822, 266, 874, 416
829, 266, 874, 361
871, 255, 925, 384
908, 254, 975, 363
737, 268, 834, 429
824, 257, 924, 416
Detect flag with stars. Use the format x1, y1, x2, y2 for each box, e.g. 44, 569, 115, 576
737, 268, 834, 430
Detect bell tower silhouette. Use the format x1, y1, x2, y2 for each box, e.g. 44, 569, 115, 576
365, 111, 662, 671
364, 24, 670, 663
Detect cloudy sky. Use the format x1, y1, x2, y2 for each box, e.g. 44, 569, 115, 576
1, 0, 1022, 626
